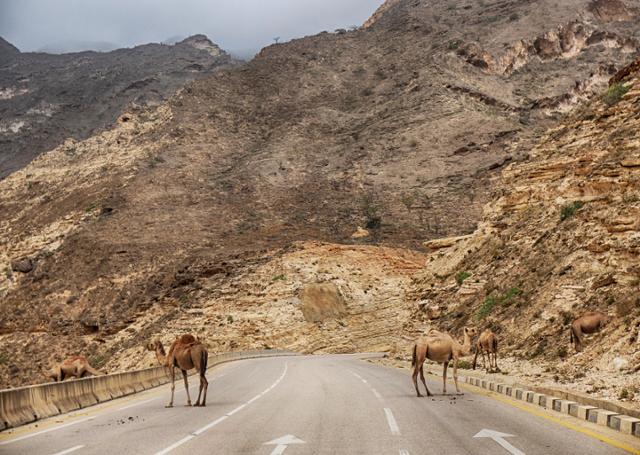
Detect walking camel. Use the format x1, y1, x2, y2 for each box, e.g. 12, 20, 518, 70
148, 334, 209, 407
473, 329, 499, 372
48, 356, 102, 382
411, 327, 478, 397
571, 311, 607, 352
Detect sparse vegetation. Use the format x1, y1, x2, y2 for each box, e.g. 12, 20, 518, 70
361, 192, 382, 229
560, 201, 584, 221
226, 315, 234, 323
456, 271, 471, 285
85, 202, 96, 212
602, 82, 629, 106
88, 353, 108, 369
457, 359, 472, 369
272, 274, 287, 282
0, 352, 8, 364
448, 39, 462, 50
477, 287, 522, 319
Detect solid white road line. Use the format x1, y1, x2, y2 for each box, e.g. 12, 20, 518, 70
50, 445, 85, 455
0, 416, 96, 446
153, 362, 289, 455
384, 408, 401, 436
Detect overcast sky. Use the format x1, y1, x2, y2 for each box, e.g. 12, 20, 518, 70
0, 0, 385, 57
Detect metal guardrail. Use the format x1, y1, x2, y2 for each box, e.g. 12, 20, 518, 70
0, 349, 297, 431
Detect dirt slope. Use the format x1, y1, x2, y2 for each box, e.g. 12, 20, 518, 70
1, 0, 640, 388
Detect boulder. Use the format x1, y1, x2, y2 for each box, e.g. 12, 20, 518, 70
11, 258, 33, 273
299, 283, 347, 323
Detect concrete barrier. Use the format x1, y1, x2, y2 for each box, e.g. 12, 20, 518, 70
424, 364, 640, 439
0, 349, 297, 430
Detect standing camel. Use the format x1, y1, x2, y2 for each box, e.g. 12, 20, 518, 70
48, 356, 102, 382
411, 327, 478, 397
148, 334, 209, 407
473, 329, 499, 372
571, 311, 607, 352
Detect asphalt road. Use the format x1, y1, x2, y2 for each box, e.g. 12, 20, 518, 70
0, 355, 635, 455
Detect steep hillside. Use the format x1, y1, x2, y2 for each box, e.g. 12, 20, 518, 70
407, 59, 640, 403
1, 0, 639, 388
0, 35, 237, 178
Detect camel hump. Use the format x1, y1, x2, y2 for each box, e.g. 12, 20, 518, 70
63, 355, 87, 364
178, 334, 201, 346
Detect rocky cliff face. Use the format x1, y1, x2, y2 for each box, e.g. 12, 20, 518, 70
0, 35, 237, 179
407, 59, 640, 403
0, 0, 640, 389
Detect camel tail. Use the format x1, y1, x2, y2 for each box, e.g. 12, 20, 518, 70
570, 326, 574, 344
411, 344, 417, 368
200, 349, 208, 376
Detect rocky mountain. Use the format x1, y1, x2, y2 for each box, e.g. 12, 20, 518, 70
0, 35, 237, 179
0, 0, 639, 390
406, 59, 640, 403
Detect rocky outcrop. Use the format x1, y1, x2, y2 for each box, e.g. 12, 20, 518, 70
408, 59, 640, 404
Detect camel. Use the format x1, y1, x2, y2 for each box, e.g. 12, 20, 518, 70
148, 334, 209, 407
571, 311, 607, 352
48, 356, 102, 382
473, 329, 499, 372
411, 327, 478, 397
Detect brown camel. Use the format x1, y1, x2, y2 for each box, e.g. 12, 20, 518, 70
571, 311, 607, 352
148, 334, 209, 407
48, 356, 102, 382
473, 329, 498, 372
411, 327, 478, 397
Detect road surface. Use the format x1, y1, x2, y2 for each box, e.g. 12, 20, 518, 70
0, 355, 636, 454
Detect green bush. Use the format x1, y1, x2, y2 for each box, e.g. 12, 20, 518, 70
602, 82, 630, 106
455, 271, 471, 285
476, 287, 522, 319
272, 274, 287, 282
560, 201, 584, 221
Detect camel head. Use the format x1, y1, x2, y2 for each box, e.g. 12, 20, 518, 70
463, 327, 478, 338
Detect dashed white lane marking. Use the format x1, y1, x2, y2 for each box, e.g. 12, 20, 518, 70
153, 362, 289, 455
0, 417, 96, 446
50, 445, 85, 455
399, 449, 410, 455
384, 408, 401, 436
370, 388, 382, 399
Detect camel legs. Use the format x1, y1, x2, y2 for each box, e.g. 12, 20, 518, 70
194, 372, 208, 406
442, 362, 448, 395
453, 359, 462, 395
166, 366, 176, 408
412, 363, 422, 397
419, 365, 431, 397
182, 369, 192, 406
492, 352, 498, 371
481, 350, 488, 371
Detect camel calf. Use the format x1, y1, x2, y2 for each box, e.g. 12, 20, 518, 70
48, 356, 102, 382
473, 329, 498, 372
571, 311, 607, 352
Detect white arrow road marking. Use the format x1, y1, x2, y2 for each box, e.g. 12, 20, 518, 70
384, 408, 401, 435
50, 445, 85, 455
153, 363, 289, 455
474, 429, 525, 455
264, 434, 306, 455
